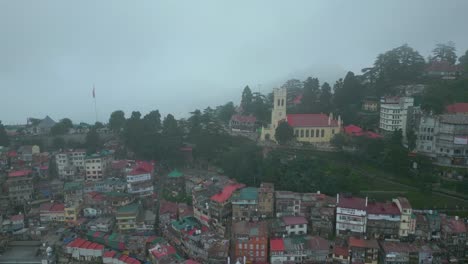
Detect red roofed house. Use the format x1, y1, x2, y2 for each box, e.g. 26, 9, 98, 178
148, 244, 177, 264
366, 201, 401, 239
348, 237, 379, 264
232, 221, 268, 264
335, 194, 368, 236
280, 216, 308, 236
392, 197, 416, 238
40, 202, 65, 222
270, 238, 286, 263
126, 161, 154, 197
66, 238, 104, 262
425, 61, 463, 79
270, 236, 330, 263
229, 114, 257, 132
446, 103, 468, 114
210, 183, 245, 236
7, 169, 34, 205
261, 87, 342, 143
344, 125, 383, 139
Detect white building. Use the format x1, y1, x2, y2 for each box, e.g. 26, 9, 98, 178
415, 115, 437, 155
335, 194, 368, 235
56, 149, 86, 179
281, 216, 308, 236
379, 96, 414, 138
126, 162, 154, 197
392, 197, 416, 237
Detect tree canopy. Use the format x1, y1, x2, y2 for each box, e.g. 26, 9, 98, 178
275, 121, 294, 145
430, 42, 457, 65
0, 121, 9, 147
109, 110, 126, 132
50, 118, 73, 135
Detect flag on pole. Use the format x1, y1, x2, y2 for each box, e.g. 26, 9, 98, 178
92, 86, 95, 98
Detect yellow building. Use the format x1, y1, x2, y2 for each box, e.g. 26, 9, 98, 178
116, 203, 141, 231
261, 87, 341, 143
65, 202, 82, 223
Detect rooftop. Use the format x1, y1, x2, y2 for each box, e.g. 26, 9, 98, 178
168, 169, 183, 178
8, 170, 32, 177
287, 113, 338, 128
367, 202, 401, 215
394, 197, 412, 210
270, 238, 285, 252
349, 237, 379, 249
446, 103, 468, 114
40, 202, 65, 212
232, 221, 268, 238
149, 244, 177, 259
231, 114, 257, 123
210, 183, 245, 203
281, 216, 308, 226
337, 194, 367, 210
439, 114, 468, 125
232, 187, 258, 201
116, 203, 140, 216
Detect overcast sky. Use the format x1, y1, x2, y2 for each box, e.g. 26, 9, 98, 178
1, 0, 468, 124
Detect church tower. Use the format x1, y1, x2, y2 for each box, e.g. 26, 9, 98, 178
271, 87, 287, 129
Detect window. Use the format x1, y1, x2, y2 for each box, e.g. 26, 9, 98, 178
321, 129, 324, 137
311, 129, 314, 137
300, 130, 304, 137
316, 130, 319, 137
277, 99, 280, 106
281, 99, 284, 106
238, 243, 242, 249
305, 130, 309, 137
294, 130, 298, 137
332, 129, 335, 134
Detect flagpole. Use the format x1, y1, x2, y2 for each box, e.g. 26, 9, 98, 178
93, 84, 98, 123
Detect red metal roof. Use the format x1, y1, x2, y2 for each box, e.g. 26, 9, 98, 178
270, 238, 285, 251
426, 61, 463, 73
231, 114, 257, 123
337, 195, 367, 210
367, 202, 401, 215
344, 125, 363, 134
103, 251, 117, 258
293, 94, 303, 105
128, 161, 153, 175
446, 103, 468, 114
8, 170, 32, 177
150, 244, 176, 258
40, 202, 65, 212
349, 237, 379, 249
333, 245, 349, 257
210, 183, 246, 203
10, 214, 24, 222
287, 114, 338, 127
281, 216, 308, 226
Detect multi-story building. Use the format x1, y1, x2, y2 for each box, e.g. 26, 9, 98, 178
232, 187, 259, 221
64, 181, 84, 203
270, 236, 329, 264
415, 115, 437, 155
441, 215, 466, 259
276, 216, 308, 236
362, 97, 379, 112
209, 183, 245, 235
348, 237, 379, 264
87, 217, 115, 232
7, 170, 34, 205
261, 87, 342, 143
115, 203, 142, 231
379, 96, 414, 138
56, 149, 86, 179
85, 152, 112, 181
366, 201, 401, 239
275, 191, 322, 218
126, 162, 153, 197
310, 207, 335, 238
229, 115, 257, 132
258, 182, 274, 218
64, 201, 82, 223
40, 202, 65, 222
335, 194, 368, 236
434, 114, 468, 167
232, 221, 268, 264
392, 197, 416, 237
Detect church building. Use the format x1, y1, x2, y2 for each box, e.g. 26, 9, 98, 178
260, 87, 342, 143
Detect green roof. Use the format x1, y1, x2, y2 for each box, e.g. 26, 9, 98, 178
117, 203, 140, 214
171, 216, 199, 231
64, 181, 83, 191
233, 187, 258, 201
168, 169, 183, 178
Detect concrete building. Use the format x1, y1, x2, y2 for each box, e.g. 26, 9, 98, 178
348, 237, 379, 264
379, 96, 414, 138
40, 202, 65, 222
232, 221, 268, 264
231, 187, 259, 221
281, 216, 308, 236
209, 182, 245, 235
415, 115, 437, 155
434, 114, 468, 167
115, 203, 142, 231
335, 194, 368, 236
7, 170, 34, 205
261, 87, 341, 143
362, 97, 379, 112
366, 201, 401, 239
270, 236, 329, 264
441, 215, 466, 259
126, 162, 154, 197
87, 217, 115, 232
275, 191, 323, 218
392, 197, 416, 237
17, 145, 40, 161
56, 149, 86, 179
85, 152, 112, 181
229, 115, 257, 132
258, 182, 274, 218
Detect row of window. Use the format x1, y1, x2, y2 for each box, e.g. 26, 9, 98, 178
382, 109, 401, 114
277, 99, 285, 107
420, 127, 434, 133
294, 129, 332, 138
419, 135, 433, 141
238, 243, 266, 250
381, 114, 401, 119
